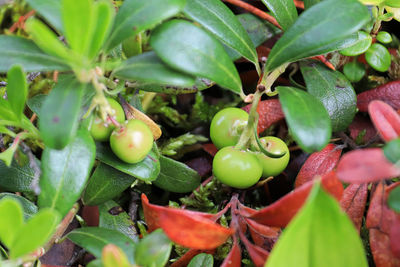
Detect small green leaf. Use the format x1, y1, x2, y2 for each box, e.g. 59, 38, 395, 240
278, 86, 331, 153
10, 209, 60, 259
376, 31, 392, 44
99, 201, 138, 242
188, 253, 214, 267
0, 156, 39, 193
153, 155, 201, 193
184, 0, 259, 69
106, 0, 186, 51
83, 163, 136, 206
0, 98, 17, 121
6, 65, 27, 120
38, 129, 95, 217
0, 193, 38, 219
0, 198, 24, 248
67, 227, 136, 264
0, 36, 70, 72
261, 0, 298, 30
134, 229, 172, 267
39, 75, 85, 149
96, 142, 160, 182
0, 143, 19, 167
303, 0, 321, 9
383, 138, 400, 164
265, 0, 370, 72
365, 43, 391, 72
122, 34, 143, 58
26, 0, 63, 32
388, 186, 400, 213
265, 182, 368, 267
114, 52, 196, 87
343, 60, 366, 82
339, 31, 372, 56
300, 60, 357, 132
151, 20, 242, 94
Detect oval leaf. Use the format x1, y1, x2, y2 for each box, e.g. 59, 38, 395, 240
261, 0, 298, 30
38, 129, 95, 217
278, 86, 331, 153
339, 31, 372, 56
365, 43, 391, 72
6, 65, 27, 120
339, 183, 368, 233
0, 193, 38, 219
265, 0, 369, 72
384, 138, 400, 164
357, 81, 400, 112
135, 229, 172, 267
153, 155, 201, 193
368, 100, 400, 142
336, 148, 400, 183
150, 20, 243, 94
188, 253, 214, 267
26, 0, 63, 32
265, 182, 368, 267
0, 156, 39, 193
343, 60, 365, 83
300, 60, 357, 132
184, 0, 258, 68
0, 198, 24, 248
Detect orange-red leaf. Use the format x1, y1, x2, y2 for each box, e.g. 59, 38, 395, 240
158, 207, 234, 250
202, 143, 218, 156
243, 99, 285, 133
245, 171, 343, 227
244, 218, 280, 238
295, 144, 342, 188
368, 100, 400, 142
241, 235, 269, 267
339, 183, 368, 233
221, 241, 241, 267
336, 148, 400, 183
357, 81, 400, 112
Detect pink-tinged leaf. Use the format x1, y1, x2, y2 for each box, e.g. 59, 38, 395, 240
243, 99, 285, 133
336, 148, 400, 183
357, 81, 400, 112
141, 194, 215, 232
245, 171, 343, 227
239, 203, 257, 216
170, 249, 215, 267
339, 183, 368, 232
248, 226, 279, 251
158, 208, 234, 250
367, 183, 400, 266
390, 217, 400, 259
368, 100, 400, 142
221, 241, 241, 267
349, 114, 378, 143
240, 234, 269, 267
244, 218, 280, 238
295, 144, 342, 188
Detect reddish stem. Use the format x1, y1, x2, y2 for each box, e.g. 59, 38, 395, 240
107, 114, 121, 128
9, 10, 36, 33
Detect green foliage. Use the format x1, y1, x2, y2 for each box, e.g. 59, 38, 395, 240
159, 133, 207, 157
134, 229, 172, 267
261, 0, 298, 30
188, 253, 214, 267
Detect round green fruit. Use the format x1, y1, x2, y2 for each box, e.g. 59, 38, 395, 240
90, 98, 125, 141
210, 108, 248, 149
110, 119, 153, 164
256, 136, 290, 177
213, 147, 262, 189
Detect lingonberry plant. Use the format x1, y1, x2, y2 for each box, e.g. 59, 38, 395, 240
0, 0, 399, 266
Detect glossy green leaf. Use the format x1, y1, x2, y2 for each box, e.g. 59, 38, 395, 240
278, 86, 331, 153
0, 36, 69, 72
261, 0, 298, 30
67, 227, 136, 264
10, 209, 60, 259
6, 65, 27, 120
383, 138, 400, 164
385, 0, 400, 7
39, 75, 85, 149
0, 193, 38, 219
114, 52, 196, 87
83, 163, 136, 206
38, 129, 95, 217
151, 20, 243, 94
184, 0, 258, 69
153, 155, 201, 193
365, 43, 391, 72
265, 0, 370, 72
265, 182, 368, 267
339, 31, 372, 56
106, 0, 186, 51
300, 60, 357, 132
0, 156, 39, 192
303, 0, 321, 9
376, 31, 392, 44
26, 0, 63, 32
134, 229, 172, 267
388, 185, 400, 213
0, 198, 24, 248
343, 60, 366, 82
188, 253, 214, 267
96, 142, 160, 182
99, 200, 138, 241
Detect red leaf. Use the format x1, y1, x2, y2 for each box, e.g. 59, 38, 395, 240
244, 218, 280, 238
241, 235, 269, 267
390, 217, 400, 259
170, 249, 215, 267
81, 206, 99, 227
158, 208, 234, 250
245, 171, 343, 227
243, 99, 285, 133
294, 144, 342, 188
336, 148, 400, 183
367, 183, 400, 266
368, 100, 400, 142
339, 183, 368, 233
348, 115, 378, 143
357, 81, 400, 112
202, 143, 218, 156
141, 194, 215, 232
221, 241, 241, 267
